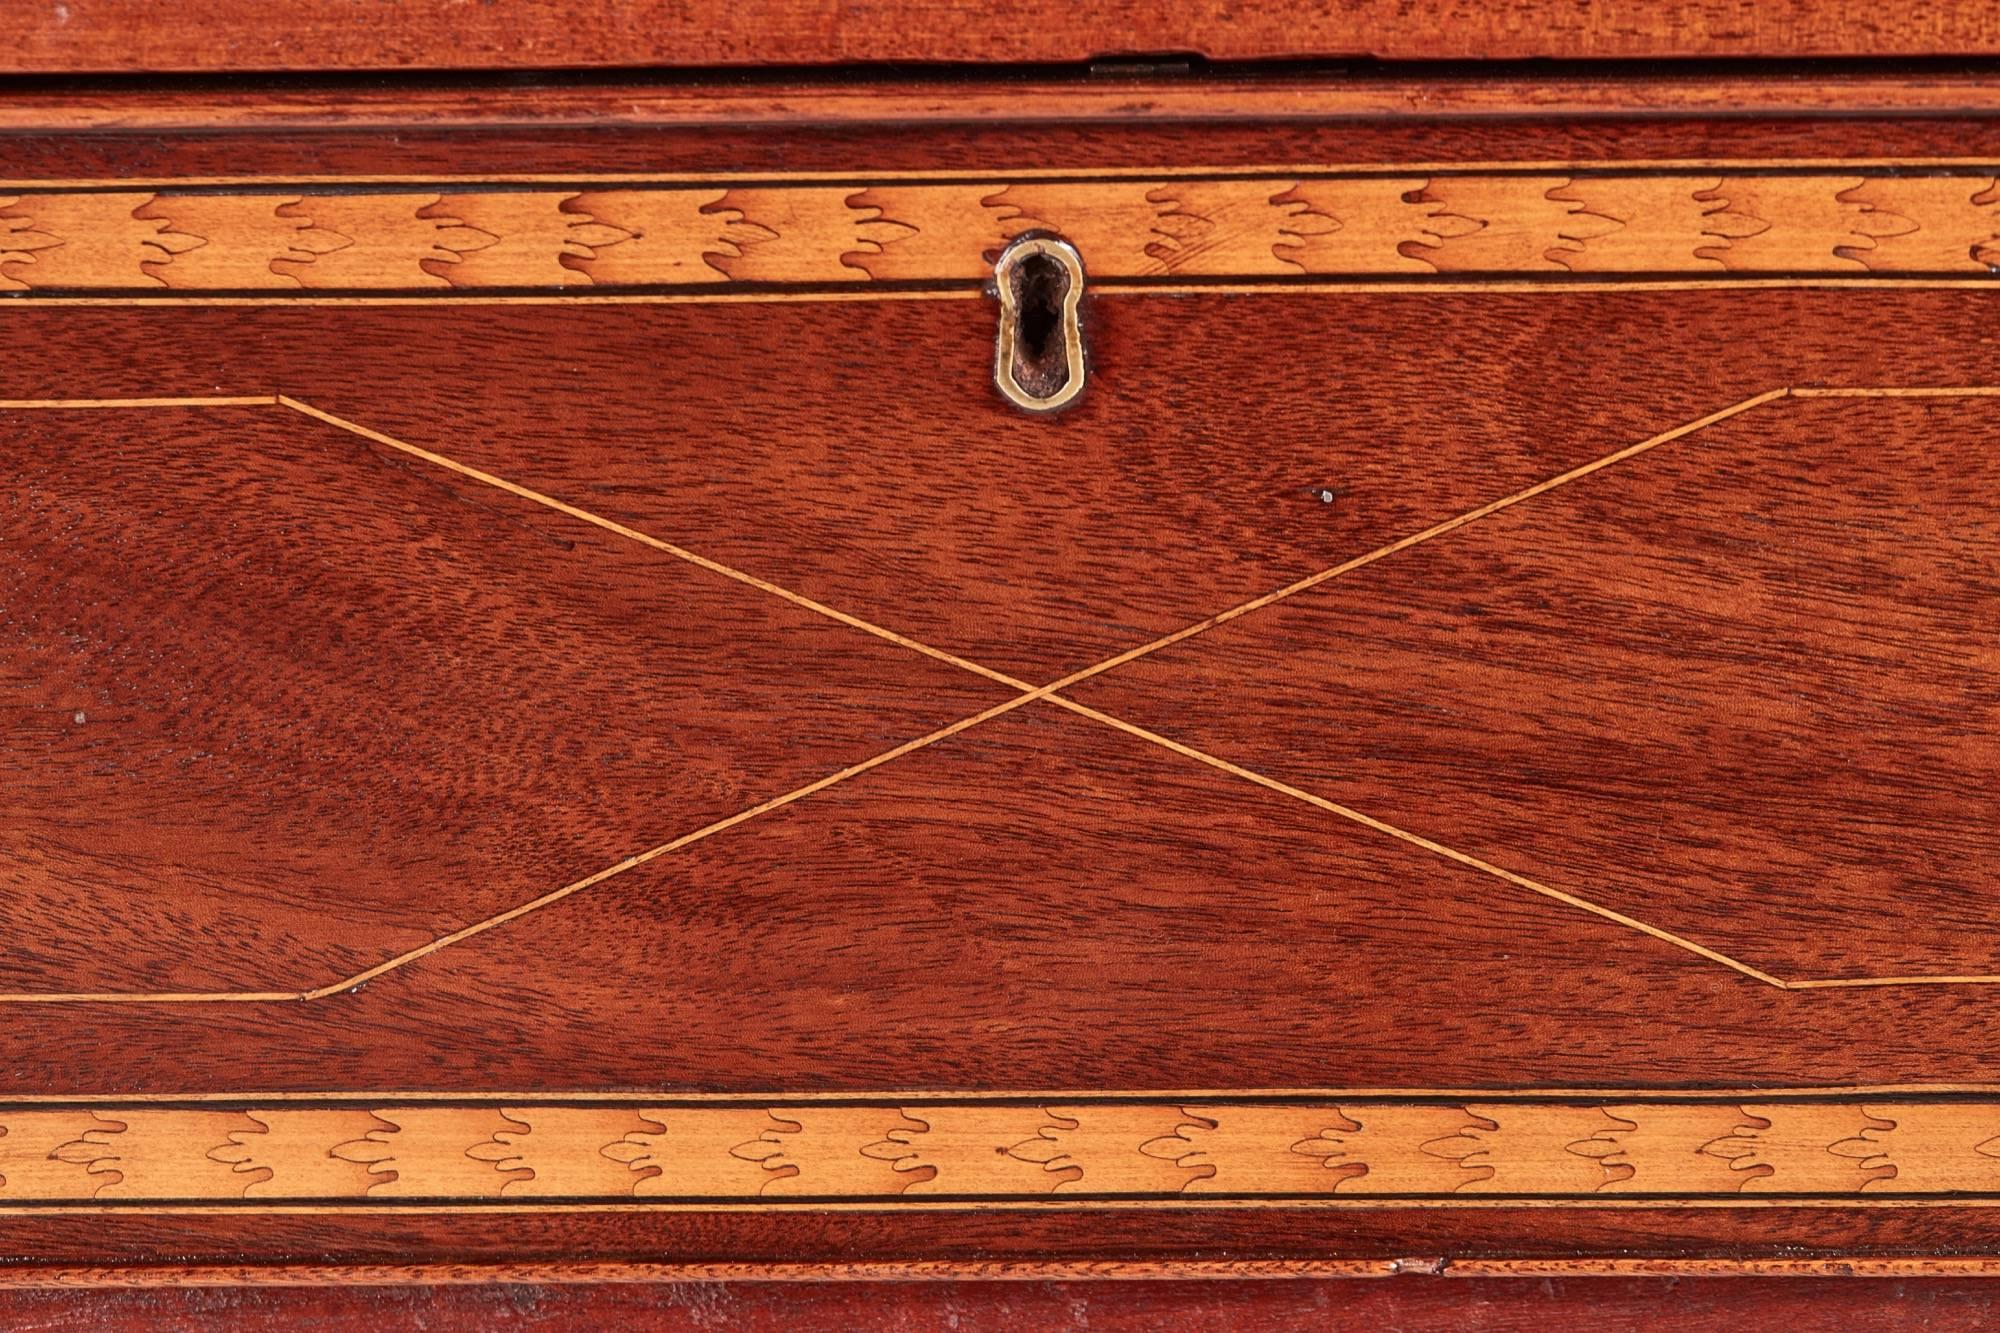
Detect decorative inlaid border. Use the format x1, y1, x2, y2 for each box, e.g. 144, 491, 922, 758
2, 168, 1998, 294
11, 198, 2000, 1230
9, 1093, 2000, 1208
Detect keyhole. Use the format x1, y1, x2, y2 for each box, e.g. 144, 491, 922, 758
994, 234, 1086, 412
1013, 253, 1067, 389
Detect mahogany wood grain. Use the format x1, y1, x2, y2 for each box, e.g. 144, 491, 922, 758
1074, 393, 2000, 983
32, 1204, 2000, 1275
10, 2, 2000, 72
7, 80, 2000, 1282
0, 288, 1992, 1040
14, 72, 2000, 134
4, 293, 1993, 680
11, 116, 2000, 184
4, 403, 1003, 994
3, 1278, 1998, 1331
0, 291, 1997, 1086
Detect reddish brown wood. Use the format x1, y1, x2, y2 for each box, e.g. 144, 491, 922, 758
0, 289, 1997, 1084
27, 1204, 2000, 1277
6, 404, 1001, 993
10, 1, 2000, 72
7, 84, 2000, 1282
12, 72, 2000, 133
5, 1278, 2000, 1331
1076, 392, 2000, 983
9, 115, 2000, 184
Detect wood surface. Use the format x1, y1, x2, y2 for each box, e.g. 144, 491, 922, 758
9, 1, 2000, 72
4, 1277, 2000, 1330
7, 94, 2000, 1281
12, 116, 2000, 183
1075, 390, 2000, 985
3, 171, 1998, 293
19, 72, 2000, 134
10, 1093, 2000, 1203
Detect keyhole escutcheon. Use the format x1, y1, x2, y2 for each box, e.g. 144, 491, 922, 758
993, 234, 1086, 413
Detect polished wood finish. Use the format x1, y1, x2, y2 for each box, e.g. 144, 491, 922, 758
6, 81, 2000, 1289
6, 398, 999, 997
19, 72, 2000, 134
7, 1278, 2000, 1329
11, 2, 2000, 72
1075, 389, 2000, 985
10, 114, 2000, 183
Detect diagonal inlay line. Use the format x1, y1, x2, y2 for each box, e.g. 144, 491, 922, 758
0, 694, 1045, 1004
1044, 696, 2000, 991
1046, 696, 1790, 988
1036, 388, 1789, 694
275, 385, 2000, 993
6, 384, 1994, 999
278, 396, 1040, 695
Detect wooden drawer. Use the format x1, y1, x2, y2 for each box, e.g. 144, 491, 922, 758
4, 77, 2000, 1283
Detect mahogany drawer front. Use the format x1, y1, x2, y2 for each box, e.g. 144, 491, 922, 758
3, 99, 2000, 1281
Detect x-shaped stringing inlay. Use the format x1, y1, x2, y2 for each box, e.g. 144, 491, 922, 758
7, 384, 1998, 1000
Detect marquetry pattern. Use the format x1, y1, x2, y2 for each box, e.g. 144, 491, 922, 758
2, 172, 1997, 291
5, 1098, 1999, 1204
